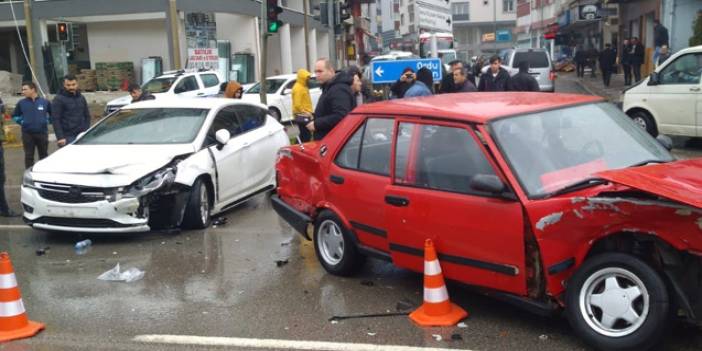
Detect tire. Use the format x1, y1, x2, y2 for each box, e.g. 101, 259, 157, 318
629, 111, 658, 137
269, 107, 281, 122
565, 253, 670, 351
182, 178, 211, 229
313, 210, 365, 276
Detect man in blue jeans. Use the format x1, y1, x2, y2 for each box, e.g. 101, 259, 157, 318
0, 97, 18, 217
12, 81, 51, 169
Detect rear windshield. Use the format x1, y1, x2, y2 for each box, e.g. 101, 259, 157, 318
512, 51, 550, 68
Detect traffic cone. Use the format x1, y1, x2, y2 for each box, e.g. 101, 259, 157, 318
0, 252, 44, 342
409, 239, 468, 327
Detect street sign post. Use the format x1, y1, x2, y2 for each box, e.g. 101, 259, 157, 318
371, 58, 443, 85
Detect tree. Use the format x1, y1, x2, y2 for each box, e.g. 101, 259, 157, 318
691, 11, 702, 47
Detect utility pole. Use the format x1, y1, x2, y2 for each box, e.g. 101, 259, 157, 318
328, 0, 337, 67
303, 0, 311, 71
22, 0, 36, 77
260, 0, 268, 104
168, 0, 182, 69
493, 0, 497, 53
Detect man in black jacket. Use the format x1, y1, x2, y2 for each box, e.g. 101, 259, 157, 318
574, 47, 587, 78
621, 39, 632, 85
478, 55, 510, 92
390, 67, 414, 99
599, 44, 617, 87
452, 67, 477, 92
653, 19, 669, 66
507, 61, 540, 92
52, 75, 92, 147
306, 58, 355, 140
630, 37, 645, 83
128, 83, 156, 103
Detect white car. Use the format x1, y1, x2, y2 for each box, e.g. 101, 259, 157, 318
22, 99, 289, 233
104, 70, 223, 115
623, 45, 702, 137
240, 74, 322, 122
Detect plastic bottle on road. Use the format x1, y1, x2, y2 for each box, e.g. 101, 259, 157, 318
74, 239, 92, 255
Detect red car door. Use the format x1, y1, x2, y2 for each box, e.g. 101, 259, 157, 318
326, 117, 395, 252
384, 120, 528, 295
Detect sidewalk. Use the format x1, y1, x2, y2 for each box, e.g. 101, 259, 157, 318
560, 71, 626, 103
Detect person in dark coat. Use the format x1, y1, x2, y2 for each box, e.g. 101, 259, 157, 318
0, 97, 17, 217
52, 75, 92, 147
574, 46, 587, 78
657, 45, 672, 67
478, 55, 510, 92
507, 61, 540, 92
599, 44, 617, 87
621, 39, 633, 85
306, 58, 355, 140
452, 67, 477, 92
653, 19, 669, 65
390, 67, 414, 99
12, 81, 51, 168
587, 47, 599, 78
440, 60, 474, 93
128, 83, 157, 103
630, 37, 645, 83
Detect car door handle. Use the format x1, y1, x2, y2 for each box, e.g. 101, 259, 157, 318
197, 92, 205, 96
242, 142, 250, 148
690, 87, 701, 92
330, 175, 344, 184
385, 195, 409, 207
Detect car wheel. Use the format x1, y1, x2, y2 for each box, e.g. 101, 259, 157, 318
269, 107, 281, 122
629, 111, 657, 137
313, 211, 365, 276
182, 178, 211, 229
566, 253, 670, 351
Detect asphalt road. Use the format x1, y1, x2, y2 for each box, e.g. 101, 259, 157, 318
1, 79, 701, 351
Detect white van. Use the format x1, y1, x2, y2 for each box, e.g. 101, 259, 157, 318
623, 45, 702, 137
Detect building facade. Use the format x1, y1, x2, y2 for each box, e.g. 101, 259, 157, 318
452, 0, 518, 58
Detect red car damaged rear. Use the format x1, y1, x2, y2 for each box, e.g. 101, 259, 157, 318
271, 93, 702, 350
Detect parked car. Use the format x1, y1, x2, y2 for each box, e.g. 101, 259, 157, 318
271, 92, 702, 350
103, 70, 223, 115
240, 74, 322, 122
22, 98, 288, 233
623, 45, 702, 137
482, 48, 556, 92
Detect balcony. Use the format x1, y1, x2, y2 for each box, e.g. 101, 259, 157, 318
452, 14, 470, 21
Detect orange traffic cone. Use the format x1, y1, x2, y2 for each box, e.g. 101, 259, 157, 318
409, 239, 468, 327
0, 252, 44, 342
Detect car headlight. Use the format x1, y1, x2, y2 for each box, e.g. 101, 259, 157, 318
22, 169, 34, 187
123, 166, 177, 199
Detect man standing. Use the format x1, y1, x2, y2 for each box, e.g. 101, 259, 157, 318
657, 45, 672, 67
507, 61, 540, 92
574, 46, 587, 78
599, 44, 617, 87
0, 97, 17, 217
587, 47, 599, 78
478, 55, 510, 92
404, 68, 435, 97
52, 75, 92, 147
653, 20, 669, 66
306, 58, 355, 140
128, 83, 157, 103
630, 37, 645, 83
12, 82, 51, 169
390, 68, 414, 99
621, 39, 633, 85
452, 67, 477, 92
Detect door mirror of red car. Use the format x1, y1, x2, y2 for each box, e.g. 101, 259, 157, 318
470, 174, 506, 195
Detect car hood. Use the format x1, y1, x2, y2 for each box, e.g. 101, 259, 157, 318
596, 159, 702, 209
30, 144, 195, 187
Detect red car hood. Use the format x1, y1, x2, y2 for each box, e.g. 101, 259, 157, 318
596, 159, 702, 209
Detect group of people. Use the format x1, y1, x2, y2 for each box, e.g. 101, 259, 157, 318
0, 75, 93, 217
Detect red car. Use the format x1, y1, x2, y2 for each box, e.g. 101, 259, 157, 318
271, 93, 702, 350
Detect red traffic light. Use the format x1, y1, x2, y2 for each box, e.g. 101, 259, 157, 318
57, 22, 69, 41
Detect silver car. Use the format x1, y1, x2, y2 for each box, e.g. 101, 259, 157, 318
501, 48, 556, 92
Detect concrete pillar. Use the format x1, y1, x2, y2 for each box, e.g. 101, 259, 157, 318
309, 28, 318, 68
166, 0, 182, 70
32, 19, 48, 92
9, 39, 19, 74
290, 25, 306, 72
317, 31, 330, 61
279, 24, 293, 75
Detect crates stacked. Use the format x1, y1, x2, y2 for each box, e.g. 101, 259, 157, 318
68, 64, 80, 76
96, 62, 135, 91
76, 69, 97, 91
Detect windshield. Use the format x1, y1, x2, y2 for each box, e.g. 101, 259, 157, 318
245, 79, 287, 94
438, 51, 457, 65
142, 77, 177, 93
77, 108, 209, 145
512, 51, 550, 68
491, 103, 673, 198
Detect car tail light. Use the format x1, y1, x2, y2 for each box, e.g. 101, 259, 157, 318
549, 70, 557, 81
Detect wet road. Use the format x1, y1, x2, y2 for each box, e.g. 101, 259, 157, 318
1, 79, 702, 351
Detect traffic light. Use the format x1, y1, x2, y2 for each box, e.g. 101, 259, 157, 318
338, 1, 351, 22
57, 22, 69, 41
267, 0, 283, 34
313, 1, 329, 26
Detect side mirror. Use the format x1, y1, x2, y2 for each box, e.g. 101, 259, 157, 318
648, 72, 660, 86
470, 174, 505, 194
215, 129, 231, 150
656, 134, 673, 151
282, 88, 292, 96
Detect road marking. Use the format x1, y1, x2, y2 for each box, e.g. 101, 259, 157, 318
133, 334, 474, 351
0, 225, 31, 230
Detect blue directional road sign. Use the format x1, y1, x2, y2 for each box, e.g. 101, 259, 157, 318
371, 58, 443, 85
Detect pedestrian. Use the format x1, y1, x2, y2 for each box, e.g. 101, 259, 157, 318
473, 56, 485, 80
478, 55, 510, 92
599, 43, 617, 87
440, 60, 474, 93
452, 66, 477, 92
630, 37, 645, 83
223, 81, 244, 99
622, 39, 633, 85
574, 46, 587, 78
345, 66, 365, 106
12, 81, 50, 169
404, 67, 434, 97
306, 58, 355, 140
292, 68, 314, 142
128, 83, 156, 103
390, 67, 414, 99
653, 19, 669, 66
507, 61, 540, 92
52, 75, 92, 147
0, 97, 16, 217
657, 45, 672, 67
587, 47, 599, 78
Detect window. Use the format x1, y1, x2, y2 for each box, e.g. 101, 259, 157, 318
175, 76, 199, 93
234, 105, 267, 133
335, 118, 394, 176
452, 2, 470, 21
512, 51, 550, 68
503, 0, 515, 12
200, 74, 220, 88
394, 123, 497, 195
660, 53, 702, 85
401, 14, 405, 26
207, 107, 241, 146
